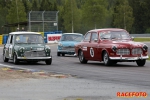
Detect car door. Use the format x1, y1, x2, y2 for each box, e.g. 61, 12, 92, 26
88, 32, 99, 60
5, 35, 14, 59
82, 32, 91, 59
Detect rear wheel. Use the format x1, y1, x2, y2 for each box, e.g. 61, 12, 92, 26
136, 59, 146, 66
103, 51, 112, 66
45, 58, 52, 65
13, 53, 19, 64
78, 50, 87, 64
57, 52, 60, 56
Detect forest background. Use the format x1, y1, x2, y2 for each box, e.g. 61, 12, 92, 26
0, 0, 150, 34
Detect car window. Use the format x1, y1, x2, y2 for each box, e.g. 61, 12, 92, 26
110, 31, 130, 40
84, 32, 91, 42
100, 32, 111, 39
60, 34, 83, 42
15, 34, 44, 44
91, 32, 98, 42
7, 35, 13, 44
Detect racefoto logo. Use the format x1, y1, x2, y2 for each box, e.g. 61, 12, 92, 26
117, 92, 148, 98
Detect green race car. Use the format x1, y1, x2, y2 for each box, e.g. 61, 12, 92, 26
3, 31, 52, 65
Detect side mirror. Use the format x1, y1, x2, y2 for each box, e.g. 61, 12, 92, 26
94, 38, 98, 42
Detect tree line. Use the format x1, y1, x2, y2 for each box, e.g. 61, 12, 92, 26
0, 0, 150, 34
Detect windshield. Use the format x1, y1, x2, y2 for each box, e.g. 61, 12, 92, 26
100, 31, 131, 40
15, 34, 44, 44
60, 34, 83, 42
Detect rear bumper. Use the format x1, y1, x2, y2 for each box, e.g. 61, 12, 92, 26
17, 56, 52, 60
109, 55, 149, 60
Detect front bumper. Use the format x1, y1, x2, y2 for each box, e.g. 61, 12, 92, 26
109, 55, 149, 60
17, 56, 52, 60
57, 50, 75, 54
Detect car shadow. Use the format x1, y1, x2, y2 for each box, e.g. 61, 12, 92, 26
74, 62, 142, 67
8, 61, 47, 65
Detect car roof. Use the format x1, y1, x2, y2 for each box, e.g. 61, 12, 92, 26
88, 28, 127, 32
9, 31, 41, 35
62, 33, 83, 35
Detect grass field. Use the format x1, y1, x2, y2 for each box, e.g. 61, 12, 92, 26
133, 37, 150, 42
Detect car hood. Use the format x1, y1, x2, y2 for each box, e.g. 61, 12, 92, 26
59, 41, 79, 47
14, 44, 46, 51
112, 40, 145, 48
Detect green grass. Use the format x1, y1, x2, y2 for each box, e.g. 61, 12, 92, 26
133, 38, 150, 42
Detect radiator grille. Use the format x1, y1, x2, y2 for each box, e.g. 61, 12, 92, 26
24, 50, 46, 57
116, 49, 130, 55
132, 48, 143, 55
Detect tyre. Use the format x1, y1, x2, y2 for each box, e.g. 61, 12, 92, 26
45, 58, 52, 65
136, 59, 146, 66
103, 51, 112, 66
13, 53, 19, 64
57, 52, 60, 56
78, 50, 87, 64
62, 53, 65, 56
3, 52, 9, 62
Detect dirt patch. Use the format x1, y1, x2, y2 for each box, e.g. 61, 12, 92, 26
0, 67, 70, 81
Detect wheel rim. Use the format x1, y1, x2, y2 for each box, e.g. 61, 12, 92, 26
104, 53, 108, 64
79, 51, 83, 61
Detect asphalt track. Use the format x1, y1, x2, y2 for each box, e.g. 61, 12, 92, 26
0, 43, 150, 99
0, 43, 150, 88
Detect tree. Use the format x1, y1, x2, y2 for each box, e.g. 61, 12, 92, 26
82, 0, 108, 30
31, 0, 40, 11
6, 0, 26, 31
129, 0, 150, 33
40, 0, 52, 11
113, 0, 134, 32
22, 0, 32, 14
62, 0, 81, 33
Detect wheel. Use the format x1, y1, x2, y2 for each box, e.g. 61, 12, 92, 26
13, 53, 19, 64
103, 51, 112, 66
136, 59, 146, 66
45, 58, 52, 65
62, 53, 65, 56
57, 52, 60, 56
3, 52, 9, 62
78, 50, 87, 64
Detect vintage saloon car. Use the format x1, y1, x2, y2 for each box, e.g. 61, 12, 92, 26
3, 32, 52, 65
57, 33, 83, 56
75, 28, 149, 66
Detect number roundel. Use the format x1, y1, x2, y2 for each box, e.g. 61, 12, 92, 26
90, 47, 94, 57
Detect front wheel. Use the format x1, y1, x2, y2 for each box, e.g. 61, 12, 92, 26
78, 50, 87, 64
3, 52, 9, 62
45, 58, 52, 65
103, 51, 112, 66
13, 53, 19, 64
136, 59, 146, 66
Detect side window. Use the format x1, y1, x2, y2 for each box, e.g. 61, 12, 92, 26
10, 35, 13, 44
91, 32, 98, 42
84, 32, 91, 42
7, 35, 11, 44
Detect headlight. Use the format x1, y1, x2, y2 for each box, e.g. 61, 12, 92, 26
45, 46, 50, 52
143, 45, 148, 51
19, 47, 24, 52
58, 43, 63, 46
112, 46, 117, 52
